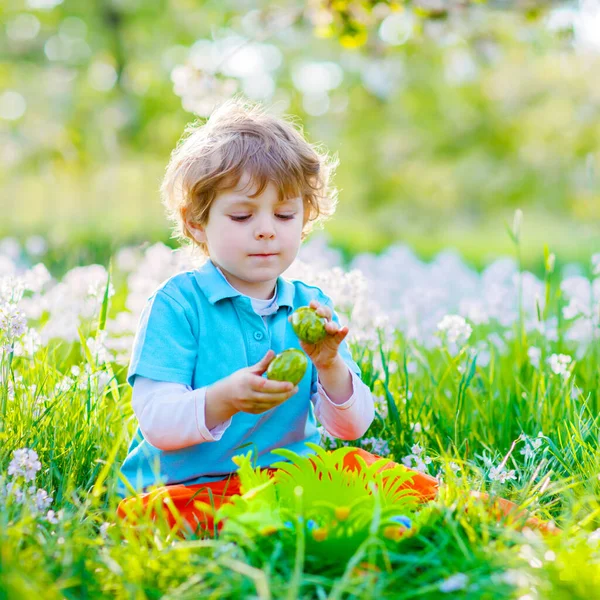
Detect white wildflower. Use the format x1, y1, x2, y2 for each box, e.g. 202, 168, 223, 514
34, 488, 53, 512
402, 454, 427, 473
361, 437, 390, 455
0, 302, 27, 339
45, 509, 62, 524
13, 327, 42, 357
8, 448, 42, 482
5, 481, 25, 504
439, 572, 468, 592
99, 521, 113, 537
527, 346, 541, 368
437, 315, 472, 345
86, 331, 114, 365
489, 465, 517, 483
87, 279, 115, 302
547, 353, 572, 379
54, 376, 75, 394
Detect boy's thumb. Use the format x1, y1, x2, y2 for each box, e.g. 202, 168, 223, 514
253, 350, 274, 371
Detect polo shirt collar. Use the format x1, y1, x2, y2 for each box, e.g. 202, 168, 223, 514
194, 258, 295, 309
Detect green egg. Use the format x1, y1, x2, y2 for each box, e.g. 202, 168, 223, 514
291, 306, 327, 344
266, 349, 308, 385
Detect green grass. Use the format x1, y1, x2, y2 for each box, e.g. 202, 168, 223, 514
1, 235, 599, 598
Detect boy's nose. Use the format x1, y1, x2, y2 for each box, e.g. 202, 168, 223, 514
255, 221, 276, 239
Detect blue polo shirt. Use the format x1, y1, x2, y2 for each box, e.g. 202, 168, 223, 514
117, 258, 361, 497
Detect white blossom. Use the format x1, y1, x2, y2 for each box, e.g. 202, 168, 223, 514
45, 509, 63, 524
489, 465, 517, 483
8, 448, 42, 482
439, 573, 469, 592
527, 346, 541, 368
437, 315, 472, 345
547, 353, 573, 379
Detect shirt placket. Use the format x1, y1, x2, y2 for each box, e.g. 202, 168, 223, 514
232, 296, 271, 365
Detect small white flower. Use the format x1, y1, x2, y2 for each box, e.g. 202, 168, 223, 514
6, 481, 25, 504
411, 444, 423, 456
402, 454, 428, 473
437, 315, 472, 345
527, 347, 541, 368
45, 509, 63, 524
520, 445, 535, 460
547, 353, 572, 379
8, 448, 42, 482
54, 376, 75, 394
439, 572, 468, 592
34, 488, 53, 511
489, 466, 517, 483
46, 510, 59, 524
99, 521, 112, 537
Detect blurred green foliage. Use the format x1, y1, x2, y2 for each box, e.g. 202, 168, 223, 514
0, 0, 597, 273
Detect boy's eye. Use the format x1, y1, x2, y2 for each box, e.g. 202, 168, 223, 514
229, 214, 296, 222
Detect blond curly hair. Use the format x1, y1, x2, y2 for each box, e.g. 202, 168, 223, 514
160, 96, 339, 257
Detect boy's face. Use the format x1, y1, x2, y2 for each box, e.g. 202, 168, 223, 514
187, 170, 306, 298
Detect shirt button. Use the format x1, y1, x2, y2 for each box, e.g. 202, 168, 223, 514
253, 331, 264, 341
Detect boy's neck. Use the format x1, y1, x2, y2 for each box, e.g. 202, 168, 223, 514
213, 263, 277, 301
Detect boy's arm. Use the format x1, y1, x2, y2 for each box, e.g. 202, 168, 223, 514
296, 296, 375, 439
317, 356, 353, 404
204, 377, 240, 430
132, 376, 232, 451
312, 369, 375, 440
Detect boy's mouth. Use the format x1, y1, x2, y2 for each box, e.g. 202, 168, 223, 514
249, 253, 278, 257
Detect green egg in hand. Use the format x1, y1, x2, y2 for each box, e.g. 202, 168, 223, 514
266, 349, 308, 386
291, 306, 327, 344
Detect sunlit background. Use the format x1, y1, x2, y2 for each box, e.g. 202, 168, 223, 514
1, 0, 599, 276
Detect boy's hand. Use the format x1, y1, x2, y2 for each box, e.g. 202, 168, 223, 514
222, 350, 299, 415
288, 300, 349, 371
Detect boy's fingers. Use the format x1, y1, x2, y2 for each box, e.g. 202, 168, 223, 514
252, 376, 294, 393
325, 321, 339, 333
252, 389, 297, 403
254, 350, 274, 366
336, 327, 349, 343
319, 307, 332, 320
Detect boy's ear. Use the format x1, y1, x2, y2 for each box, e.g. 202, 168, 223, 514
186, 221, 207, 244
182, 207, 207, 243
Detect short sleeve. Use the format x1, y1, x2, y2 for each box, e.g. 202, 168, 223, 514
319, 293, 361, 379
127, 290, 198, 387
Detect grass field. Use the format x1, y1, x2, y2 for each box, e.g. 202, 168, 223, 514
1, 234, 599, 598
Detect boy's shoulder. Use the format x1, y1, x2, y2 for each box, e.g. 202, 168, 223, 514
150, 269, 202, 306
284, 276, 332, 305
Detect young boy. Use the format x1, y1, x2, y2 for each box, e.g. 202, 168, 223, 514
116, 98, 546, 537
114, 97, 439, 534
